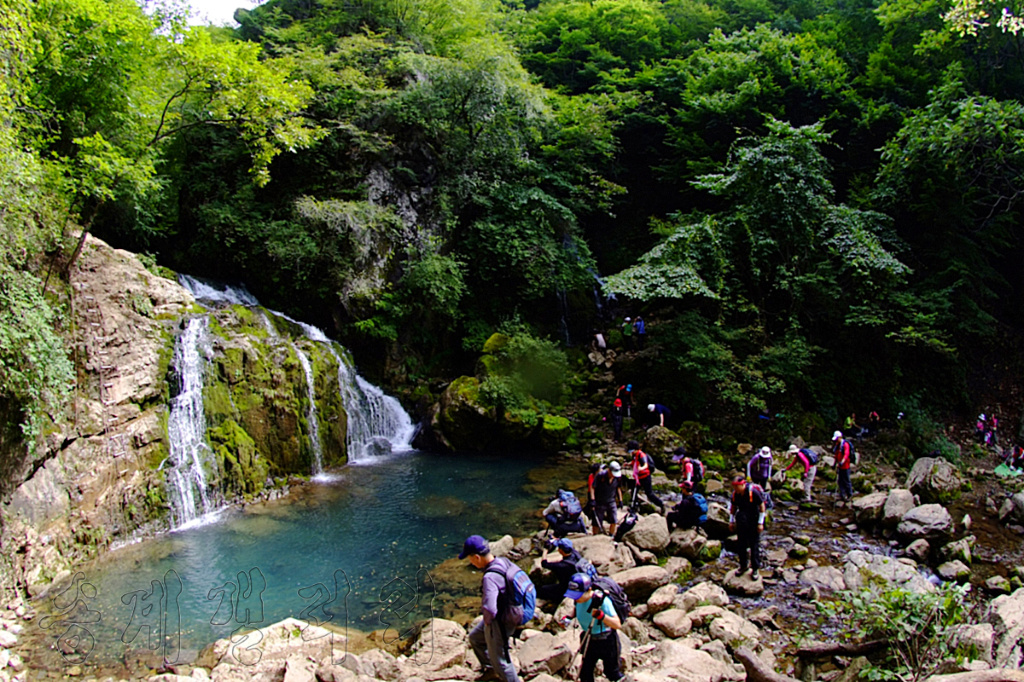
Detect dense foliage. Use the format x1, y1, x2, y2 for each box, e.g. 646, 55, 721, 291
5, 0, 1024, 446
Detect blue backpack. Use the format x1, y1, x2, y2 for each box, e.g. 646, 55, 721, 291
799, 448, 819, 465
693, 493, 708, 524
558, 489, 583, 520
486, 559, 537, 627
575, 555, 599, 581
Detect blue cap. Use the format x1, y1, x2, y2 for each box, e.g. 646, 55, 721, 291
565, 573, 592, 600
458, 535, 490, 559
626, 384, 632, 391
556, 538, 574, 552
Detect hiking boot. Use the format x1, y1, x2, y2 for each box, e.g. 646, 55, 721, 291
751, 570, 759, 580
737, 565, 748, 576
476, 669, 501, 682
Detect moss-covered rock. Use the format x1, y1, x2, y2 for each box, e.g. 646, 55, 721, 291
482, 333, 510, 354
209, 419, 269, 498
538, 414, 571, 451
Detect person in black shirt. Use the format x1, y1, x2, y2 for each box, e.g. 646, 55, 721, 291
729, 473, 766, 579
537, 538, 584, 601
593, 461, 623, 535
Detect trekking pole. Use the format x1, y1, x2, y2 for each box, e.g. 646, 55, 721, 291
568, 618, 596, 680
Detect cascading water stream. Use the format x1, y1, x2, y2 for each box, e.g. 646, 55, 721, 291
292, 343, 324, 474
164, 316, 221, 529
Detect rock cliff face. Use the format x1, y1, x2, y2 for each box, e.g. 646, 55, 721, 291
0, 235, 350, 597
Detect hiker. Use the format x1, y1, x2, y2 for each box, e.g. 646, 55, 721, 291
607, 398, 625, 442
782, 444, 818, 502
729, 473, 766, 579
867, 410, 881, 436
564, 573, 625, 682
746, 446, 774, 509
592, 461, 623, 535
975, 414, 988, 443
667, 481, 707, 531
633, 315, 646, 350
621, 317, 634, 351
627, 440, 664, 514
1006, 444, 1024, 471
647, 403, 671, 428
591, 329, 606, 352
672, 447, 705, 488
987, 414, 1000, 446
844, 413, 865, 439
459, 535, 521, 682
584, 463, 602, 529
542, 489, 587, 537
832, 430, 855, 503
616, 384, 634, 417
538, 538, 585, 601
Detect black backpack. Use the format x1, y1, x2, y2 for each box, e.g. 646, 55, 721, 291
687, 458, 705, 483
591, 576, 631, 621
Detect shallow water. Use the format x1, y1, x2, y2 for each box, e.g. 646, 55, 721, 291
23, 451, 584, 673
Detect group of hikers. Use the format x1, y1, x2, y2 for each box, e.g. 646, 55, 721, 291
605, 384, 673, 441
458, 426, 868, 682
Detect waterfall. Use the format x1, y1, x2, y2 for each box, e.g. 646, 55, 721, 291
165, 316, 221, 529
293, 343, 324, 474
178, 274, 416, 473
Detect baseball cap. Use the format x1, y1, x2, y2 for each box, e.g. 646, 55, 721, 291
614, 398, 622, 407
458, 534, 490, 559
565, 573, 592, 600
626, 384, 632, 391
647, 404, 655, 411
832, 430, 843, 441
609, 461, 622, 477
556, 538, 574, 552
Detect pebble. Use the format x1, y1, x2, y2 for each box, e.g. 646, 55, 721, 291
0, 631, 15, 648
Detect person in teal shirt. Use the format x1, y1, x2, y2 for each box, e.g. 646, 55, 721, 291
565, 573, 624, 682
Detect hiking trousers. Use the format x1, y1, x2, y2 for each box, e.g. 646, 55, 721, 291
803, 466, 817, 501
636, 476, 663, 511
469, 619, 519, 682
580, 632, 623, 682
837, 468, 853, 500
736, 521, 761, 571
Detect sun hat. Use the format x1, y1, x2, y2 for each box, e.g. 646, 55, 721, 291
788, 444, 800, 453
832, 430, 843, 441
760, 446, 771, 456
458, 535, 490, 559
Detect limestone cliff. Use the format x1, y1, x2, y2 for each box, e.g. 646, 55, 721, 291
0, 235, 349, 598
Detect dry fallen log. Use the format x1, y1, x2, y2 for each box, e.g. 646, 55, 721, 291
924, 670, 1024, 682
734, 646, 802, 682
795, 640, 887, 658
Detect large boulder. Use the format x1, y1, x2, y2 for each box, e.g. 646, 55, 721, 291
653, 609, 693, 638
989, 588, 1024, 667
800, 566, 846, 592
624, 514, 671, 552
707, 611, 761, 648
843, 550, 935, 593
852, 492, 889, 526
704, 502, 732, 539
570, 534, 636, 574
645, 640, 746, 682
647, 584, 681, 615
882, 489, 916, 528
722, 569, 763, 596
906, 457, 965, 504
515, 631, 574, 677
999, 492, 1024, 526
668, 529, 707, 561
405, 618, 467, 672
677, 582, 729, 612
642, 427, 684, 463
610, 566, 672, 603
940, 536, 974, 565
897, 504, 955, 542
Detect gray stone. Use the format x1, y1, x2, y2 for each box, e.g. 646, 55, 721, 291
707, 611, 760, 648
570, 535, 636, 575
515, 631, 571, 676
937, 560, 971, 583
704, 502, 732, 539
490, 535, 514, 558
843, 550, 935, 593
955, 623, 993, 665
906, 457, 965, 504
852, 491, 888, 526
677, 582, 729, 612
882, 489, 916, 528
799, 566, 845, 591
987, 576, 1012, 595
904, 539, 930, 562
653, 609, 693, 638
623, 514, 671, 552
989, 589, 1024, 667
647, 584, 680, 616
610, 566, 671, 603
722, 568, 763, 596
940, 536, 974, 565
897, 504, 955, 541
668, 529, 706, 561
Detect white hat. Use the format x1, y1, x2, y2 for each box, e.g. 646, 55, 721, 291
647, 404, 655, 411
625, 317, 632, 322
609, 461, 622, 477
832, 430, 843, 441
760, 446, 771, 456
787, 444, 799, 454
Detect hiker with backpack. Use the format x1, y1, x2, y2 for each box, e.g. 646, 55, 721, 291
628, 440, 665, 514
667, 481, 708, 531
616, 384, 634, 418
746, 446, 774, 509
459, 535, 534, 682
647, 403, 671, 428
729, 473, 767, 579
832, 430, 856, 503
782, 444, 818, 502
593, 461, 623, 536
607, 398, 625, 442
538, 538, 596, 602
542, 489, 587, 537
564, 573, 627, 682
633, 315, 647, 350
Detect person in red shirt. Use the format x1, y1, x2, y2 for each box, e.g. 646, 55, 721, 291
832, 430, 854, 502
783, 444, 818, 502
627, 440, 664, 514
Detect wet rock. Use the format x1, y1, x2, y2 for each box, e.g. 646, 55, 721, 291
986, 576, 1012, 594
904, 538, 930, 562
722, 569, 763, 596
677, 582, 729, 612
907, 457, 965, 504
882, 489, 916, 528
799, 566, 845, 592
852, 491, 888, 526
897, 504, 955, 542
940, 536, 974, 565
490, 535, 514, 558
704, 502, 732, 539
647, 584, 681, 615
663, 557, 692, 581
843, 550, 935, 593
793, 534, 812, 546
937, 560, 971, 583
610, 566, 671, 603
789, 545, 810, 559
653, 609, 693, 638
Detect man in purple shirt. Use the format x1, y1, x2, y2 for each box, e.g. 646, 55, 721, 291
459, 535, 520, 682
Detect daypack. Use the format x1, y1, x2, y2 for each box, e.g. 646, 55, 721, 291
799, 448, 819, 466
486, 559, 537, 627
693, 493, 708, 524
686, 458, 705, 484
557, 490, 583, 520
591, 576, 631, 622
614, 508, 639, 542
575, 555, 599, 581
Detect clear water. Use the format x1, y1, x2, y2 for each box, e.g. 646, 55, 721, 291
25, 451, 583, 672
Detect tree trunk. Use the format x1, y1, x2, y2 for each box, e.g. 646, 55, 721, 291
796, 640, 887, 658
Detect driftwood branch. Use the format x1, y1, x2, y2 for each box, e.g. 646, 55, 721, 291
796, 640, 888, 658
924, 671, 1024, 682
734, 646, 802, 682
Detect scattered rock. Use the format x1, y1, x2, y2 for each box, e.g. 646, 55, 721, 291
609, 566, 671, 603
722, 568, 764, 596
647, 584, 680, 616
799, 566, 846, 592
897, 504, 955, 542
937, 560, 971, 583
904, 539, 930, 562
882, 489, 916, 528
907, 457, 965, 504
986, 576, 1013, 595
843, 550, 935, 593
653, 609, 693, 638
